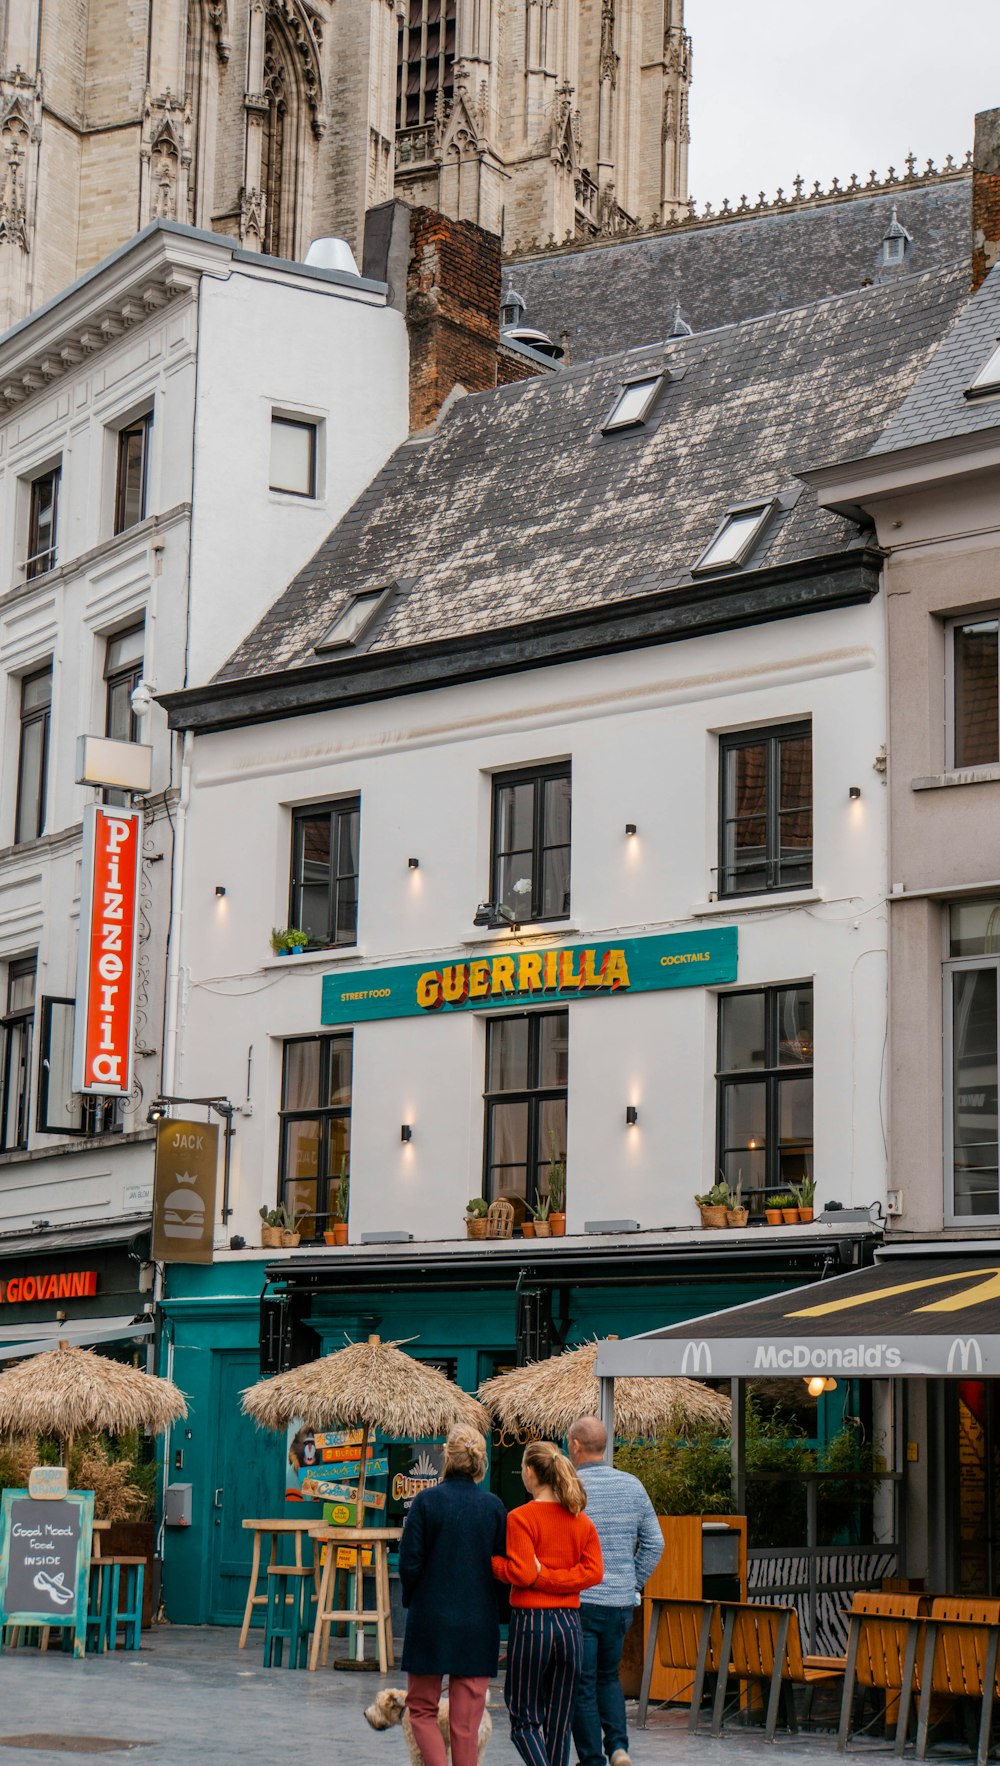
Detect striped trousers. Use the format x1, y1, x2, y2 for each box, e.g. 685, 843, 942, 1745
504, 1607, 584, 1766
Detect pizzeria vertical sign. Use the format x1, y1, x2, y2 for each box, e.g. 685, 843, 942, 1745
73, 806, 142, 1097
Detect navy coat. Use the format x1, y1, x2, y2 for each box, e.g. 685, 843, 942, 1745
398, 1473, 507, 1676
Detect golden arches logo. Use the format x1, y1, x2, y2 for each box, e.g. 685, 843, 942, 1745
789, 1267, 1000, 1321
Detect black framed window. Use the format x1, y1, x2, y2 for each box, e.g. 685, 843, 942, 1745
114, 414, 152, 535
484, 1010, 568, 1210
0, 957, 36, 1152
15, 664, 52, 845
278, 1035, 352, 1237
717, 985, 813, 1213
950, 616, 999, 769
290, 799, 360, 948
491, 765, 571, 924
36, 997, 122, 1137
719, 722, 811, 897
26, 467, 60, 579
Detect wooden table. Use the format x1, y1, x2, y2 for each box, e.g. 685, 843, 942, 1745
307, 1524, 402, 1673
239, 1517, 319, 1649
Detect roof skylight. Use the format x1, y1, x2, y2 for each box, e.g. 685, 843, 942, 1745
315, 587, 388, 651
602, 375, 663, 432
967, 337, 1000, 398
693, 502, 773, 574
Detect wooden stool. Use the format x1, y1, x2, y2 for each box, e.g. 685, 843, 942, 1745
264, 1566, 314, 1669
309, 1537, 394, 1672
86, 1558, 119, 1654
108, 1556, 145, 1651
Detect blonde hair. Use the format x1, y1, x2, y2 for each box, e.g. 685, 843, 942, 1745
443, 1424, 487, 1482
522, 1440, 587, 1515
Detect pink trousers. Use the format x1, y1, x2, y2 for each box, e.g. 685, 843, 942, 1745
405, 1673, 490, 1766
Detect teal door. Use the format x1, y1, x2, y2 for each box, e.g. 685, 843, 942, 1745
208, 1352, 284, 1625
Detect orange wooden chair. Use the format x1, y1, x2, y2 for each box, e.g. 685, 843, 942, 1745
836, 1591, 925, 1754
637, 1598, 722, 1732
915, 1598, 1000, 1766
710, 1601, 845, 1743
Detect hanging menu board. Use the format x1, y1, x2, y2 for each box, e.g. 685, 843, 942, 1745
0, 1489, 94, 1658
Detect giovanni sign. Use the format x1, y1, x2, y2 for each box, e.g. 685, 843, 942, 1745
320, 927, 737, 1026
73, 805, 142, 1096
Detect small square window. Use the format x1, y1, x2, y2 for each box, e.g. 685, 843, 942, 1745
967, 339, 1000, 399
601, 376, 663, 433
315, 588, 388, 652
270, 416, 317, 497
694, 503, 773, 573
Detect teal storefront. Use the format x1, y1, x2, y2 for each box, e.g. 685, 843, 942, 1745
157, 1228, 871, 1626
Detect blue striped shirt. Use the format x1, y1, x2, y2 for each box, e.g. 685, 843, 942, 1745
577, 1462, 663, 1608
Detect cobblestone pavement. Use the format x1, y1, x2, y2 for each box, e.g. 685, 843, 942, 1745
0, 1626, 878, 1765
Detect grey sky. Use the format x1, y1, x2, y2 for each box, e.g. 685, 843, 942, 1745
686, 1, 1000, 210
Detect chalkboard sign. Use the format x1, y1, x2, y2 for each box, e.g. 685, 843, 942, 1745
0, 1488, 94, 1657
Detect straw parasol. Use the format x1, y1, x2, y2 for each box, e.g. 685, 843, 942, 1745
0, 1341, 187, 1460
241, 1334, 488, 1515
478, 1340, 731, 1442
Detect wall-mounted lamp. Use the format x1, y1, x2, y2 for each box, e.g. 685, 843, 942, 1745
625, 823, 637, 837
848, 786, 861, 801
400, 1124, 412, 1143
804, 1375, 838, 1398
215, 885, 227, 896
625, 1105, 639, 1127
147, 1101, 169, 1124
408, 857, 420, 870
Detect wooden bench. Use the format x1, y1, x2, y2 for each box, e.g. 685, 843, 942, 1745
915, 1598, 1000, 1766
837, 1591, 925, 1753
637, 1598, 721, 1731
711, 1601, 845, 1742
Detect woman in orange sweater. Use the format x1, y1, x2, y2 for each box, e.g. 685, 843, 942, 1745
492, 1440, 604, 1766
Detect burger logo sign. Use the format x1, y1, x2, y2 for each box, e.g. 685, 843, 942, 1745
151, 1121, 219, 1264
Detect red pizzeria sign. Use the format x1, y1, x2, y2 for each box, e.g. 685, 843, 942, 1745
0, 1271, 98, 1304
73, 806, 142, 1096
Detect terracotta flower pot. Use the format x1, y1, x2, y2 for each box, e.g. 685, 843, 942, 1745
798, 1206, 814, 1224
764, 1208, 783, 1227
333, 1221, 349, 1245
533, 1220, 552, 1238
522, 1221, 536, 1238
781, 1208, 799, 1226
549, 1212, 566, 1236
467, 1217, 488, 1238
261, 1224, 283, 1248
323, 1230, 337, 1245
726, 1208, 748, 1228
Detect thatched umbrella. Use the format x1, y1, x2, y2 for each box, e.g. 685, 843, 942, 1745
0, 1341, 187, 1461
241, 1335, 488, 1516
478, 1341, 731, 1442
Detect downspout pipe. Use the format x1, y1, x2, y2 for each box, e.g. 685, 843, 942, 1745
161, 727, 193, 1097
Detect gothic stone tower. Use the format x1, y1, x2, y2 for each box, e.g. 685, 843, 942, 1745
0, 0, 688, 329
394, 0, 690, 244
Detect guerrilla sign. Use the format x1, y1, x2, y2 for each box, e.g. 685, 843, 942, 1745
73, 805, 142, 1096
321, 928, 738, 1026
0, 1488, 94, 1658
151, 1119, 219, 1264
0, 1270, 98, 1305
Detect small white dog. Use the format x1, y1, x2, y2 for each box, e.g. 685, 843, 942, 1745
364, 1686, 492, 1765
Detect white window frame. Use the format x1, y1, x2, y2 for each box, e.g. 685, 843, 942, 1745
944, 947, 1000, 1226
600, 374, 664, 433
269, 408, 325, 501
315, 587, 389, 652
966, 338, 1000, 400
693, 501, 774, 575
944, 611, 1000, 771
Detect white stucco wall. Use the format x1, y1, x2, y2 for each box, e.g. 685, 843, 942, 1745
175, 594, 890, 1248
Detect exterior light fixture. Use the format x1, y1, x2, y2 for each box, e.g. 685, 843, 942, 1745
804, 1375, 838, 1398
472, 902, 520, 933
400, 1124, 412, 1143
849, 786, 861, 800
408, 857, 420, 870
215, 885, 227, 896
626, 1105, 639, 1126
625, 823, 637, 837
147, 1101, 169, 1123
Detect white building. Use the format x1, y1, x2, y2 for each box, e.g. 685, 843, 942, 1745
0, 219, 408, 1340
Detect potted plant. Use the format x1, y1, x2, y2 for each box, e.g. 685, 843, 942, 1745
547, 1152, 566, 1236
324, 1161, 350, 1245
270, 926, 309, 957
694, 1182, 730, 1228
466, 1196, 489, 1239
725, 1173, 748, 1229
530, 1196, 552, 1238
795, 1176, 816, 1224
764, 1195, 786, 1226
278, 1202, 304, 1246
521, 1215, 536, 1238
259, 1205, 284, 1248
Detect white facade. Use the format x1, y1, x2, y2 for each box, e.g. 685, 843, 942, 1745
173, 592, 890, 1248
0, 222, 408, 1235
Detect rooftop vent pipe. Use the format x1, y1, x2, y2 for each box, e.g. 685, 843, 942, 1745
304, 237, 361, 277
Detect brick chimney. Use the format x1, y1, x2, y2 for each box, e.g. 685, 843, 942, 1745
973, 107, 1000, 292
364, 200, 502, 431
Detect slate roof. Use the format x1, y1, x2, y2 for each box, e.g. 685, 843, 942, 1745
869, 263, 1000, 453
216, 263, 969, 685
508, 181, 970, 363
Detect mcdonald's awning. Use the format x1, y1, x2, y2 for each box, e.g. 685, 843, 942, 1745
595, 1250, 1000, 1381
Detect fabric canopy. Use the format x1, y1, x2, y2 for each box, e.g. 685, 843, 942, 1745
595, 1253, 1000, 1381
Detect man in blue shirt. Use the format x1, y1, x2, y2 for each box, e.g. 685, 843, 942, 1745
568, 1415, 663, 1766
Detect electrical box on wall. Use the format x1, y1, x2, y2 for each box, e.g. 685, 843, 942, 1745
886, 1189, 903, 1217
165, 1483, 192, 1527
